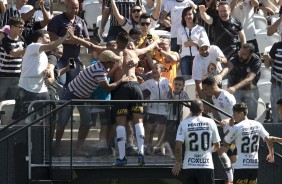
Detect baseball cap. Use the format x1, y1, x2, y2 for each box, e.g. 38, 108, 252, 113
99, 50, 121, 63
19, 5, 33, 14
198, 38, 210, 48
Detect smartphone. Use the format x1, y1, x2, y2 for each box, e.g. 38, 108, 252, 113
69, 58, 75, 69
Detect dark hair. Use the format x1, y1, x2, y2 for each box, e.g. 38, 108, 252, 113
277, 99, 282, 105
174, 76, 185, 84
139, 13, 151, 22
129, 27, 142, 36
190, 99, 204, 115
33, 30, 48, 42
130, 4, 142, 24
202, 76, 217, 86
116, 32, 130, 49
8, 16, 25, 27
233, 102, 248, 115
242, 43, 255, 54
181, 7, 197, 27
218, 1, 229, 7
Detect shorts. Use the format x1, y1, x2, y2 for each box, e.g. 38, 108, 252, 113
182, 169, 215, 184
113, 82, 144, 117
227, 143, 237, 156
233, 169, 258, 184
144, 113, 167, 125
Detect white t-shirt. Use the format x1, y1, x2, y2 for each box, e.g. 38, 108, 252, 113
164, 0, 194, 38
177, 25, 208, 57
229, 0, 256, 41
224, 119, 269, 169
212, 90, 236, 120
192, 45, 224, 80
19, 43, 48, 93
140, 77, 171, 115
176, 116, 221, 169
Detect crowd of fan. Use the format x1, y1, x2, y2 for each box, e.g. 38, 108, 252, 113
0, 0, 282, 168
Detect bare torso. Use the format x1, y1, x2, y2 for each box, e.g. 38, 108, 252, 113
111, 48, 139, 82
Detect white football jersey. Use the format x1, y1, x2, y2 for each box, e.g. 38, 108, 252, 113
176, 116, 221, 169
212, 90, 236, 120
224, 120, 269, 169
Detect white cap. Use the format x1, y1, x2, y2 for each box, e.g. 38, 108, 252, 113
198, 38, 210, 48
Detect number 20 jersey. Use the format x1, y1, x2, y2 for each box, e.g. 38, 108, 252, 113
176, 116, 221, 169
224, 120, 269, 169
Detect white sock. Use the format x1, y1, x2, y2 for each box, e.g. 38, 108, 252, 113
232, 163, 235, 173
135, 123, 145, 155
226, 170, 233, 182
116, 125, 126, 159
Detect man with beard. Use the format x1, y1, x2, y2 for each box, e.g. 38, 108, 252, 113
192, 38, 227, 99
221, 43, 261, 120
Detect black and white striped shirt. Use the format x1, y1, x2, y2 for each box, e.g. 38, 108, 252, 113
0, 35, 26, 77
0, 6, 21, 28
106, 0, 142, 27
68, 61, 107, 98
167, 91, 189, 121
269, 42, 282, 83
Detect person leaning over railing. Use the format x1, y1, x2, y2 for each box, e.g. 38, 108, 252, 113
53, 49, 129, 157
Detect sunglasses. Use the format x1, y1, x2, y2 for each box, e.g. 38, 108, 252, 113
132, 9, 141, 13
140, 22, 150, 26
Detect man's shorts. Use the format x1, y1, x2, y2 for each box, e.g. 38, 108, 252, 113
182, 169, 215, 184
227, 142, 237, 156
233, 169, 258, 184
113, 82, 144, 117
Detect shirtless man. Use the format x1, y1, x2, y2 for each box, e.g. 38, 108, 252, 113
69, 32, 159, 166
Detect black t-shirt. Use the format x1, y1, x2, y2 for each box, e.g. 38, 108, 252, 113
22, 21, 43, 45
212, 16, 243, 59
228, 54, 261, 89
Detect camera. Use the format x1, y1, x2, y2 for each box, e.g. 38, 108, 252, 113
69, 58, 75, 69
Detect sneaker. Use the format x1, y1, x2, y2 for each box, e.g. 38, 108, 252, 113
126, 146, 138, 156
138, 154, 145, 166
113, 157, 127, 166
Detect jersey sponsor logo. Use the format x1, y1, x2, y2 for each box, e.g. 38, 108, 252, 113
187, 122, 209, 127
117, 109, 128, 115
188, 127, 209, 131
236, 179, 256, 184
188, 158, 210, 164
132, 106, 143, 113
242, 158, 258, 164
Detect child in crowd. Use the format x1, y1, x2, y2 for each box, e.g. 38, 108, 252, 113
164, 76, 189, 155
140, 63, 172, 155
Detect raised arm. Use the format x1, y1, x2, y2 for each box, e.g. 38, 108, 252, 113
39, 0, 51, 28
39, 31, 69, 52
110, 0, 126, 26
151, 0, 162, 20
69, 33, 106, 54
199, 5, 213, 25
